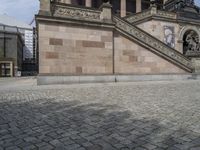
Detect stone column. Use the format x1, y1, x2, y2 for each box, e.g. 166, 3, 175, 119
136, 0, 142, 13
39, 0, 51, 15
85, 0, 92, 7
62, 0, 71, 4
120, 0, 126, 17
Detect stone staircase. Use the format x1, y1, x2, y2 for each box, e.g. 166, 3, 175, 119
113, 15, 193, 72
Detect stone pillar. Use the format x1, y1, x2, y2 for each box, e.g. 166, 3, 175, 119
85, 0, 92, 7
100, 1, 112, 23
39, 0, 51, 15
136, 0, 142, 13
150, 0, 157, 15
120, 0, 126, 17
62, 0, 71, 4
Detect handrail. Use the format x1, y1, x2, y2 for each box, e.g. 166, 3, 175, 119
125, 9, 176, 24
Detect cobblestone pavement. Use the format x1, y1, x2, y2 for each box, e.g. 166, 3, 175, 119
1, 78, 200, 150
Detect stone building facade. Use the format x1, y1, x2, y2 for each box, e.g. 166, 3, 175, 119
0, 25, 24, 77
36, 0, 200, 84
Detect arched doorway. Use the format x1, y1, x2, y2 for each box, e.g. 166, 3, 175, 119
183, 30, 200, 56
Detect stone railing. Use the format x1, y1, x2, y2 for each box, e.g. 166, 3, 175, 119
156, 10, 176, 19
113, 16, 192, 72
125, 8, 177, 24
125, 9, 152, 24
52, 3, 101, 22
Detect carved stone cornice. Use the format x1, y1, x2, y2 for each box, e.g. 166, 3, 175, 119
52, 4, 101, 22
113, 16, 193, 72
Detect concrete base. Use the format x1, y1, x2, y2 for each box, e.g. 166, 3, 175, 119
37, 74, 200, 85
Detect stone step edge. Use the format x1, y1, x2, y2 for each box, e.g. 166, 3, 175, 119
37, 74, 200, 85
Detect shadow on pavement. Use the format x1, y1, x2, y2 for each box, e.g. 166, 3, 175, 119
0, 98, 200, 150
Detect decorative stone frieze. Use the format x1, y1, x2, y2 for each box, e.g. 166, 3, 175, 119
53, 4, 101, 22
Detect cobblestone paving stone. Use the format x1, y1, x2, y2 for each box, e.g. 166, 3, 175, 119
0, 78, 200, 149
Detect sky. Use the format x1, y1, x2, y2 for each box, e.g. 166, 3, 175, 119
0, 0, 200, 26
0, 0, 39, 25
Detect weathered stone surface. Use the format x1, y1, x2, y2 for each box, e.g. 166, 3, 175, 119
38, 23, 113, 75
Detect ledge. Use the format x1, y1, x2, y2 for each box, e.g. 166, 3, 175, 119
37, 74, 199, 85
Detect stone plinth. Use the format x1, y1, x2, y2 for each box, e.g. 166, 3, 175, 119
192, 57, 200, 73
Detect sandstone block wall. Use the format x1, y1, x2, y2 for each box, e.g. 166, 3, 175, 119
38, 21, 187, 75
114, 33, 186, 74
38, 22, 113, 75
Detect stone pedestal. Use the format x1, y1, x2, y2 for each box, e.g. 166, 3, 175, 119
150, 4, 157, 15
39, 0, 51, 16
192, 57, 200, 73
100, 2, 112, 23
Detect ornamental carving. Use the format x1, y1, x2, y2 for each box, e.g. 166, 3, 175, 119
164, 26, 175, 48
113, 16, 192, 69
183, 30, 200, 56
53, 5, 101, 21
